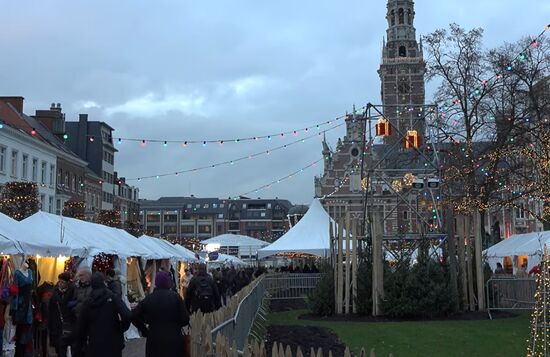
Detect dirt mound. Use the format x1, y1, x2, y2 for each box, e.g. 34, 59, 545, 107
265, 325, 348, 357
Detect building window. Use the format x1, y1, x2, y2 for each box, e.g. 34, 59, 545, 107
40, 194, 46, 210
181, 225, 194, 234
198, 225, 211, 234
163, 225, 177, 234
403, 211, 409, 220
65, 173, 69, 187
212, 203, 218, 208
218, 214, 223, 219
267, 203, 272, 209
48, 196, 54, 214
32, 158, 38, 181
399, 46, 407, 57
220, 204, 224, 209
398, 8, 404, 24
50, 164, 55, 186
41, 161, 47, 184
56, 199, 61, 215
407, 9, 412, 25
516, 204, 526, 219
390, 9, 395, 26
22, 154, 28, 179
0, 146, 6, 173
164, 214, 178, 222
72, 174, 77, 191
204, 204, 209, 209
242, 204, 246, 209
10, 150, 18, 177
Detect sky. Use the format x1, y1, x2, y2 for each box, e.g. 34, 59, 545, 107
1, 1, 549, 205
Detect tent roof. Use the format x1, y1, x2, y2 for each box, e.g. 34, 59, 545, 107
0, 213, 33, 255
201, 234, 269, 248
21, 212, 151, 258
172, 244, 202, 262
258, 199, 330, 258
484, 231, 548, 258
0, 212, 87, 257
139, 235, 197, 261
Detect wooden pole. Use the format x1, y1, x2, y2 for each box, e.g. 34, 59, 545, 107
445, 205, 460, 313
456, 215, 468, 310
372, 211, 383, 316
337, 217, 344, 314
474, 211, 485, 311
465, 215, 475, 312
345, 211, 351, 314
352, 218, 358, 314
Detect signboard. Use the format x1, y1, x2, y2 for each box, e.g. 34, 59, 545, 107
208, 251, 219, 261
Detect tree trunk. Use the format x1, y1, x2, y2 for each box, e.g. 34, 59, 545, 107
474, 211, 486, 311
465, 216, 475, 312
372, 211, 384, 316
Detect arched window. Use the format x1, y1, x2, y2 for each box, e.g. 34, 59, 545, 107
399, 46, 407, 57
407, 9, 412, 25
398, 8, 404, 24
390, 10, 395, 26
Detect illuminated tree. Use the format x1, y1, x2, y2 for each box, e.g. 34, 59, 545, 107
96, 209, 121, 228
62, 200, 85, 220
527, 247, 550, 357
0, 182, 40, 221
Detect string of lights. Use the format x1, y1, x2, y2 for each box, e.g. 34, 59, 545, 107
83, 106, 367, 147
126, 122, 344, 181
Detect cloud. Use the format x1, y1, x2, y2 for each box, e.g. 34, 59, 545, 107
104, 92, 206, 117
73, 100, 100, 110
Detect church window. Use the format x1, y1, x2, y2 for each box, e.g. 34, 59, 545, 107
399, 46, 407, 57
407, 9, 412, 25
351, 148, 359, 157
398, 8, 404, 24
390, 10, 395, 26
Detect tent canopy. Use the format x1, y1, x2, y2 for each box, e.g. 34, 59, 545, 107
21, 212, 152, 258
201, 234, 269, 248
0, 213, 36, 256
483, 231, 549, 271
258, 199, 330, 259
139, 235, 197, 261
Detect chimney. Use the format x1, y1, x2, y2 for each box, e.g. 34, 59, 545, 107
34, 103, 65, 136
0, 96, 24, 114
79, 113, 88, 123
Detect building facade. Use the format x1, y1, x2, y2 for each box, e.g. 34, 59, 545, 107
114, 174, 140, 226
0, 97, 57, 213
84, 167, 103, 221
65, 114, 117, 210
140, 196, 291, 244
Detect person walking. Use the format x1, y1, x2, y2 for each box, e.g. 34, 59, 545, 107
76, 272, 131, 357
68, 267, 92, 356
185, 264, 220, 314
132, 271, 190, 357
48, 272, 74, 357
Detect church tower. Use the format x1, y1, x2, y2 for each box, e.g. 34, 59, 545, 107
378, 0, 426, 143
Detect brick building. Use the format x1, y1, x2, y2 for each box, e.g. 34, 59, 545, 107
140, 196, 291, 244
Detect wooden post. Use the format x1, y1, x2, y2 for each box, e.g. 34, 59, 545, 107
344, 211, 351, 314
352, 218, 358, 314
337, 217, 344, 314
474, 211, 485, 311
372, 211, 383, 316
456, 215, 468, 310
465, 215, 475, 312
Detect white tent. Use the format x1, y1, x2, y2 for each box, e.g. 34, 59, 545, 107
138, 235, 181, 260
258, 199, 330, 258
0, 213, 32, 255
0, 212, 87, 257
20, 212, 152, 258
484, 231, 548, 271
204, 252, 247, 267
201, 234, 269, 259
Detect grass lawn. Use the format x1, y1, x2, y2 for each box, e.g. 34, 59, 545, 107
268, 310, 530, 357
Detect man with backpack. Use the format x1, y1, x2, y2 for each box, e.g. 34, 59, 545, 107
185, 264, 221, 314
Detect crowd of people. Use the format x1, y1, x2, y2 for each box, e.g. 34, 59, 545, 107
25, 264, 261, 357
273, 264, 319, 274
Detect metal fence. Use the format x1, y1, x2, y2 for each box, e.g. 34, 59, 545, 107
263, 273, 322, 300
210, 276, 266, 352
486, 277, 536, 318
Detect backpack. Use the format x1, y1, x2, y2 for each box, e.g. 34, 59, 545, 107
195, 277, 214, 311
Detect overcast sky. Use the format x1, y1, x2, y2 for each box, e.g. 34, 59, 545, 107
1, 1, 548, 205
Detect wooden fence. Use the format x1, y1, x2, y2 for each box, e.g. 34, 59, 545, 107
190, 275, 393, 357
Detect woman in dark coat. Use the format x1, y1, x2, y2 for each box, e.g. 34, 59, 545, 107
76, 272, 131, 357
132, 271, 190, 357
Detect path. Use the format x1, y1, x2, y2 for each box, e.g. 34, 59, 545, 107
122, 338, 146, 357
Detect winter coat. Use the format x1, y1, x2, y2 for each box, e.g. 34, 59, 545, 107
184, 273, 221, 313
48, 285, 75, 341
107, 278, 123, 300
76, 288, 131, 357
132, 288, 190, 357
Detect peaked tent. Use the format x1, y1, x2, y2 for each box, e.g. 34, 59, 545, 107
258, 199, 330, 258
21, 212, 151, 258
138, 235, 197, 261
201, 234, 269, 249
0, 213, 33, 255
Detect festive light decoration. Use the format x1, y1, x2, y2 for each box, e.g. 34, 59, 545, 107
62, 201, 85, 220
403, 173, 416, 187
527, 246, 550, 356
127, 123, 343, 181
92, 253, 114, 273
86, 106, 367, 147
391, 180, 404, 193
375, 117, 391, 137
96, 209, 121, 228
404, 129, 421, 149
0, 182, 40, 221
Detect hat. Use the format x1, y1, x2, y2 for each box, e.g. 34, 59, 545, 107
155, 271, 172, 289
58, 272, 71, 282
91, 272, 106, 289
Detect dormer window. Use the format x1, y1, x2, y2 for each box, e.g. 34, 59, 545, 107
398, 8, 404, 24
